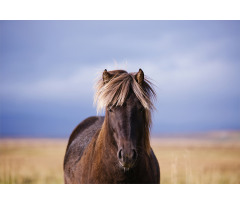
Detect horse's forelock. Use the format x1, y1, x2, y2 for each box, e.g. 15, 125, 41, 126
94, 70, 156, 114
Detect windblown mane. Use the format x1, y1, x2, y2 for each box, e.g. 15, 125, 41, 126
94, 70, 156, 154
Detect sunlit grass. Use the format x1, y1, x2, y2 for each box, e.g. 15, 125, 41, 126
152, 138, 240, 184
0, 139, 66, 184
0, 134, 240, 184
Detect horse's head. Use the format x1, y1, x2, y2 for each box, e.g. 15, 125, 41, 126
95, 69, 155, 170
107, 90, 145, 169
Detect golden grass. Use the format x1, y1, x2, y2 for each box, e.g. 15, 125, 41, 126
0, 139, 66, 184
152, 138, 240, 184
0, 136, 240, 184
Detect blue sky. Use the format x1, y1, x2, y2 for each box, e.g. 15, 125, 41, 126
0, 21, 240, 137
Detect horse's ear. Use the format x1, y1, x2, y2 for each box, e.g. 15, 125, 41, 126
103, 69, 112, 84
135, 68, 144, 85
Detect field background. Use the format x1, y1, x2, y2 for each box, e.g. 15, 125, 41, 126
0, 131, 240, 184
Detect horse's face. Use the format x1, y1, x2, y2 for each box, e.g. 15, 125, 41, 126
106, 91, 145, 170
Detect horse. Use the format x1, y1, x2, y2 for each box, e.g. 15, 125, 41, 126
63, 69, 160, 184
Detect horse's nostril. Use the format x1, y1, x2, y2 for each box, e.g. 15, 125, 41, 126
117, 149, 123, 160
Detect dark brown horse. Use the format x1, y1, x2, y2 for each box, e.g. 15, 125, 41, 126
63, 69, 160, 184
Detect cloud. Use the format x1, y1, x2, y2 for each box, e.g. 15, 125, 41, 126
1, 21, 240, 135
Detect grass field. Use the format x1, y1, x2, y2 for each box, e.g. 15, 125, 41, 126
1, 132, 240, 184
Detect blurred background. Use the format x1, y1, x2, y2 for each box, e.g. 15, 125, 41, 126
0, 21, 240, 183
1, 21, 240, 137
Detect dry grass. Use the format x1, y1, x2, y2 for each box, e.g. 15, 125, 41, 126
0, 134, 240, 184
0, 139, 66, 184
152, 138, 240, 184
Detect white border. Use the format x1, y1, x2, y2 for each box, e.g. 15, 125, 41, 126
1, 184, 240, 204
0, 0, 239, 20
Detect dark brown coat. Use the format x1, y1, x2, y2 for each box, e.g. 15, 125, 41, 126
64, 116, 160, 184
64, 69, 160, 184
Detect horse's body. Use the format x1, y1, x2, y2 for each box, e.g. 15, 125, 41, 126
64, 69, 160, 184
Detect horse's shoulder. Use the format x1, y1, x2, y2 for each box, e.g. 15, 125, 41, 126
64, 116, 104, 168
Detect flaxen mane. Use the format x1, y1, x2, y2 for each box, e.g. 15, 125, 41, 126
94, 69, 156, 154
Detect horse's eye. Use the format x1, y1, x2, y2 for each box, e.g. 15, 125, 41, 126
139, 107, 144, 113
108, 107, 113, 112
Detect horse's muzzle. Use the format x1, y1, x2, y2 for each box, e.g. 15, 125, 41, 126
117, 148, 138, 169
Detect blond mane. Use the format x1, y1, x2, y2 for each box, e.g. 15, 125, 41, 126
94, 70, 156, 113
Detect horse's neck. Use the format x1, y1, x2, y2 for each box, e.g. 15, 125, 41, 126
97, 120, 117, 154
